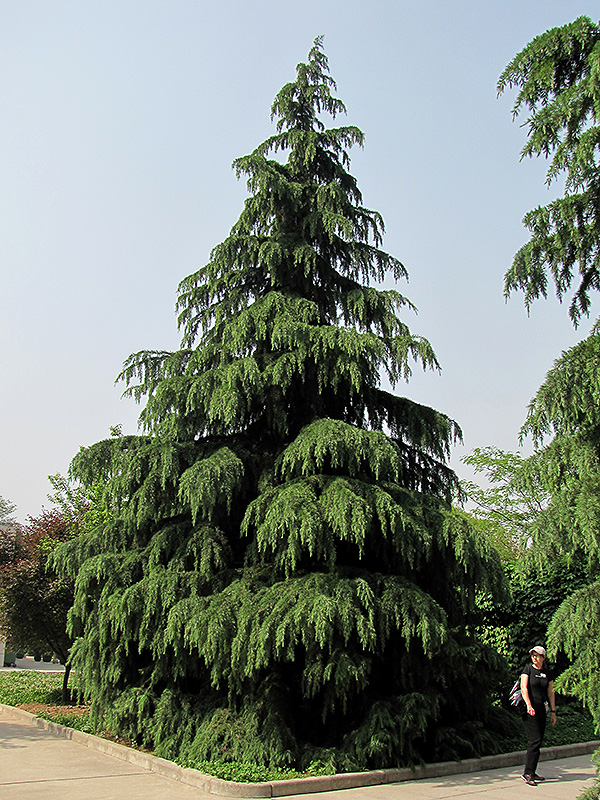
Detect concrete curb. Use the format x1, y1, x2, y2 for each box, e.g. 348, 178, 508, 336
1, 703, 598, 797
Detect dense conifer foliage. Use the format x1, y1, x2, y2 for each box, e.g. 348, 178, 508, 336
516, 327, 600, 723
498, 16, 600, 325
57, 40, 507, 769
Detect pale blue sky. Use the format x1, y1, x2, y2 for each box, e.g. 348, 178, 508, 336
1, 0, 597, 521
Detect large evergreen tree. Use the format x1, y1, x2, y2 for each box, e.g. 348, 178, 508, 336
500, 23, 600, 797
57, 40, 507, 770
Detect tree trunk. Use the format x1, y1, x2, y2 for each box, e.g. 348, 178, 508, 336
61, 662, 71, 704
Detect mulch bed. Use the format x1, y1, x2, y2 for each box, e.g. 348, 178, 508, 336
16, 703, 153, 754
17, 703, 90, 717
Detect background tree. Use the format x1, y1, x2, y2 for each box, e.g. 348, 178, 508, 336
461, 446, 548, 561
461, 448, 589, 673
0, 477, 90, 701
498, 15, 600, 326
0, 495, 18, 527
57, 39, 508, 770
0, 495, 21, 565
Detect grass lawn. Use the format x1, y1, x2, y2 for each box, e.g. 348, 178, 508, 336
0, 669, 73, 706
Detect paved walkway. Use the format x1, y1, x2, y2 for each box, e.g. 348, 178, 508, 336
0, 705, 597, 800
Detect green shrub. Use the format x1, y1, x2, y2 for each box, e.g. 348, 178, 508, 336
544, 705, 597, 748
496, 702, 597, 754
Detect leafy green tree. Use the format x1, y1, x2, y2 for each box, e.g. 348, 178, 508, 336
461, 447, 548, 561
57, 39, 508, 770
461, 448, 587, 674
498, 16, 600, 326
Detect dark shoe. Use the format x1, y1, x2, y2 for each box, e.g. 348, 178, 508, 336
533, 774, 545, 782
522, 774, 537, 786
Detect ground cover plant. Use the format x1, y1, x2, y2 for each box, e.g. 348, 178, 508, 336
53, 39, 512, 772
174, 758, 333, 783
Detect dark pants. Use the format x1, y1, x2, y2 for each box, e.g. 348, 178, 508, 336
522, 704, 547, 776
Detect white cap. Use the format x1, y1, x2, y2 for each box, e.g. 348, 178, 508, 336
530, 646, 546, 657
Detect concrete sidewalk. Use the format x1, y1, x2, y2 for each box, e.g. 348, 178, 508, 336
1, 704, 597, 800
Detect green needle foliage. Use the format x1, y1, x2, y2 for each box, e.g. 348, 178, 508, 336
498, 16, 600, 326
55, 39, 507, 770
518, 325, 600, 725
522, 323, 600, 569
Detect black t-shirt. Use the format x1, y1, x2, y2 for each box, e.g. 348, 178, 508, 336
521, 662, 554, 706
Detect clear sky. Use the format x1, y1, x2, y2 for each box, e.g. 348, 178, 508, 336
1, 0, 597, 521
